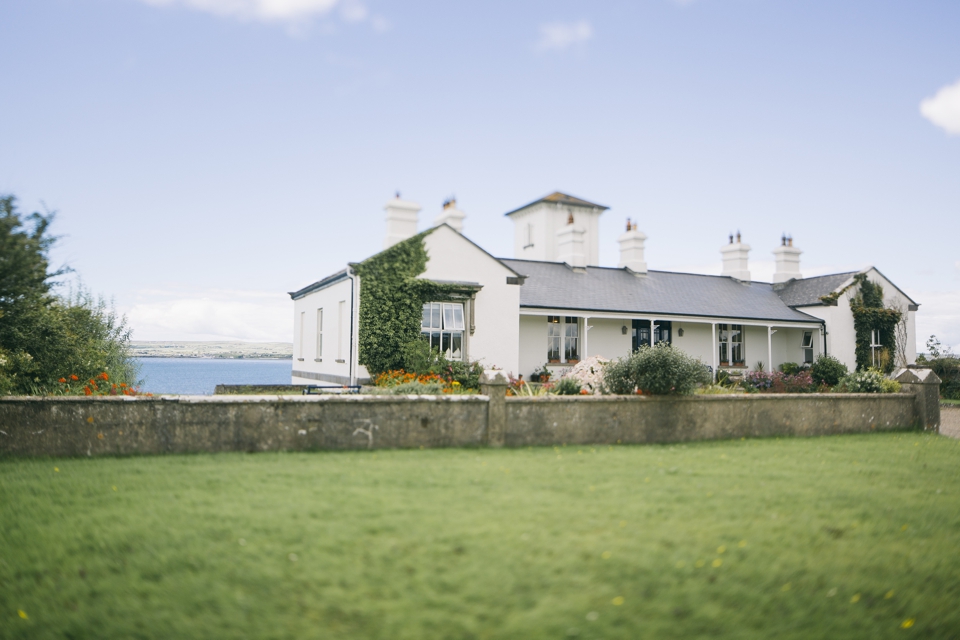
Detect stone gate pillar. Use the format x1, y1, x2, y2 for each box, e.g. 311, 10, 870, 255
480, 370, 509, 447
894, 368, 942, 431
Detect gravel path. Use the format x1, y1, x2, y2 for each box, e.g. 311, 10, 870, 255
940, 406, 960, 439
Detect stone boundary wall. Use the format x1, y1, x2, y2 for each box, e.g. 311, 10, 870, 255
0, 391, 934, 458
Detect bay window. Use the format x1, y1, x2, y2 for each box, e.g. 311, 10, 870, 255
421, 302, 465, 361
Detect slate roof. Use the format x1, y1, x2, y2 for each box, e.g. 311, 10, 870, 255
289, 269, 348, 300
504, 191, 609, 216
772, 271, 857, 307
499, 259, 823, 324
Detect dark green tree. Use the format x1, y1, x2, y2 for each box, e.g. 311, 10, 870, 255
0, 195, 138, 395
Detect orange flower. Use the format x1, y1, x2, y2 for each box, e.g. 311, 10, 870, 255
59, 378, 67, 383
70, 374, 79, 381
99, 372, 109, 381
580, 389, 589, 395
84, 386, 92, 396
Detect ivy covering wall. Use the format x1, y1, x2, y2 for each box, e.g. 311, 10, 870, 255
850, 274, 901, 373
352, 231, 465, 375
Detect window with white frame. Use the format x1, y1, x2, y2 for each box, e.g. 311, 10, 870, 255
298, 311, 305, 361
801, 330, 814, 364
547, 316, 580, 363
315, 308, 323, 361
337, 300, 345, 362
421, 302, 465, 360
718, 324, 744, 366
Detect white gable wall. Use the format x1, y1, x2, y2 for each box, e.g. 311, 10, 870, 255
421, 226, 521, 372
798, 268, 916, 371
291, 276, 367, 385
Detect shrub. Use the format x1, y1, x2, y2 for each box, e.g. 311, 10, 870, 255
837, 369, 885, 393
811, 354, 848, 387
779, 362, 801, 375
928, 357, 960, 400
741, 371, 815, 394
554, 377, 582, 396
602, 343, 710, 395
387, 381, 447, 395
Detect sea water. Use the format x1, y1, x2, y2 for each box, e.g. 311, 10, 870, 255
136, 358, 293, 395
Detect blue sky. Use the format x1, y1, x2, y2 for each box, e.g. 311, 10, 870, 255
2, 0, 958, 349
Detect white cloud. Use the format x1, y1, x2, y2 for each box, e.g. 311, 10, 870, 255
124, 288, 290, 342
137, 0, 388, 28
920, 78, 960, 136
535, 20, 593, 52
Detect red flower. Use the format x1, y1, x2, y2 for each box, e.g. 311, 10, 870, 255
59, 378, 66, 383
84, 386, 92, 396
70, 374, 79, 381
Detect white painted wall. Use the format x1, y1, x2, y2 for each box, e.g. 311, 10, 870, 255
510, 203, 603, 265
585, 318, 632, 362
291, 276, 359, 385
672, 321, 713, 367
422, 226, 521, 372
518, 315, 547, 378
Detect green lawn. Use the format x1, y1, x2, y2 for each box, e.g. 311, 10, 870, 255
942, 398, 960, 406
2, 434, 959, 639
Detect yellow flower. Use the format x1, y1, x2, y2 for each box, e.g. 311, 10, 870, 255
18, 610, 28, 619
717, 546, 726, 554
619, 520, 626, 528
781, 583, 792, 592
901, 524, 909, 531
54, 467, 59, 472
695, 559, 705, 568
712, 558, 722, 567
738, 540, 747, 548
589, 485, 596, 491
112, 486, 117, 491
612, 596, 624, 606
850, 594, 860, 603
676, 561, 685, 568
901, 618, 915, 629
644, 477, 650, 483
885, 590, 894, 599
601, 551, 612, 560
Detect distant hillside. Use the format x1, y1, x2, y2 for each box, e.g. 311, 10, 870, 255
130, 341, 293, 359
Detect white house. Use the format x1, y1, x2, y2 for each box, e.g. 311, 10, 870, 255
289, 192, 918, 385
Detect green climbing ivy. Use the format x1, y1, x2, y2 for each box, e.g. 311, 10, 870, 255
850, 274, 901, 373
352, 231, 469, 375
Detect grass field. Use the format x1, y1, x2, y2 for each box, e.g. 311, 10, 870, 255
2, 433, 959, 639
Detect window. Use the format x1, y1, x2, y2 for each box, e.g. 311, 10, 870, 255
315, 309, 323, 360
298, 311, 305, 361
801, 330, 814, 364
337, 300, 345, 362
718, 324, 744, 366
421, 302, 465, 360
547, 316, 579, 363
524, 223, 534, 249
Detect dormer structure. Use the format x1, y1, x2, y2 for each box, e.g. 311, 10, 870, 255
505, 192, 608, 266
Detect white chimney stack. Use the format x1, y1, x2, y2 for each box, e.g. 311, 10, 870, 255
556, 212, 586, 268
384, 194, 421, 249
720, 231, 751, 282
433, 197, 465, 233
772, 234, 802, 283
618, 218, 647, 274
